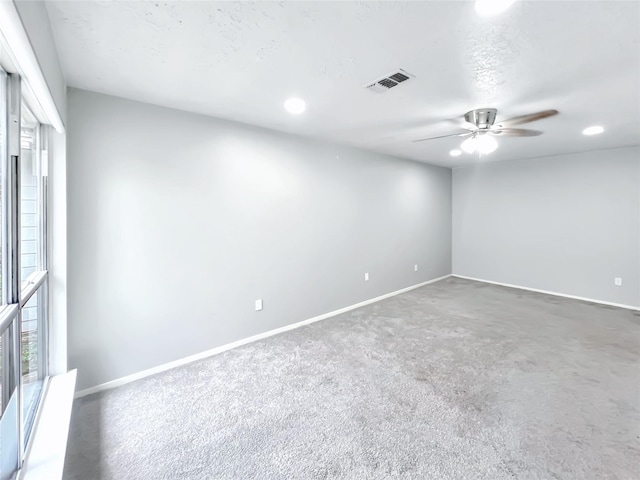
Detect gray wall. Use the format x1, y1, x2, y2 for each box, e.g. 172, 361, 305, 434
67, 88, 452, 390
453, 146, 640, 308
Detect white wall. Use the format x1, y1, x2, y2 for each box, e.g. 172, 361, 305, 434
67, 88, 452, 390
453, 146, 640, 308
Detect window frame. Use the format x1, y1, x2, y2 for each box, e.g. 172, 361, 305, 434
0, 66, 50, 475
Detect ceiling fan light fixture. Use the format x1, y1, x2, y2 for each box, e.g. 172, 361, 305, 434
476, 134, 498, 154
461, 136, 477, 154
475, 0, 517, 17
461, 134, 498, 155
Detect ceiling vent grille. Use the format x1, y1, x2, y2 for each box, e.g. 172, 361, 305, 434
364, 69, 414, 93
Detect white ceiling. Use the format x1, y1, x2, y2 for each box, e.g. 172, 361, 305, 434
45, 0, 640, 167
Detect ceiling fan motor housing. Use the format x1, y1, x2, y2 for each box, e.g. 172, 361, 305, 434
465, 108, 497, 129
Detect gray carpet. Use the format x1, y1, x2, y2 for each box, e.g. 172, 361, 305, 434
63, 277, 640, 479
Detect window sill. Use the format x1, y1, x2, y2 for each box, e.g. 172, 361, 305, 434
18, 370, 77, 480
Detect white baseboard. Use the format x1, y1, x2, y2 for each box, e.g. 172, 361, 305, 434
75, 274, 451, 398
452, 274, 640, 311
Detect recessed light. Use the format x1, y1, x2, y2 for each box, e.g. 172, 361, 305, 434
284, 97, 306, 115
582, 125, 604, 136
450, 149, 462, 157
475, 0, 517, 17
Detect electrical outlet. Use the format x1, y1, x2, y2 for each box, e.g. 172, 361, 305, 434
255, 299, 263, 311
414, 264, 418, 272
614, 277, 623, 287
364, 272, 369, 281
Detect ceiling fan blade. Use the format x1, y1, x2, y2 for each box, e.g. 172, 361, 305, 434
490, 128, 543, 137
499, 109, 558, 127
412, 131, 472, 143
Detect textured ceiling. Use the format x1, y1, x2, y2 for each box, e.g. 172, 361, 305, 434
46, 0, 640, 167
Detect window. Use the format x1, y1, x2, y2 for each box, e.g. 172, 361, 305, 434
0, 68, 49, 478
20, 102, 47, 443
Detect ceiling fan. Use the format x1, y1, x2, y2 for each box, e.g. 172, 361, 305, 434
412, 108, 558, 154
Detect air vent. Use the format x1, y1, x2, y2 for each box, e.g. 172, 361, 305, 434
363, 69, 414, 93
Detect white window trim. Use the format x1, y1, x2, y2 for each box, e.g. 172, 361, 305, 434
17, 370, 77, 480
20, 271, 47, 308
0, 303, 19, 333
0, 1, 64, 133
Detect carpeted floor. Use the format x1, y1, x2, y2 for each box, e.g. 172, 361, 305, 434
63, 277, 640, 479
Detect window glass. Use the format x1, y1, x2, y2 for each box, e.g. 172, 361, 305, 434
19, 104, 45, 444
20, 106, 40, 287
21, 287, 44, 442
0, 321, 19, 479
0, 68, 18, 480
0, 69, 6, 306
